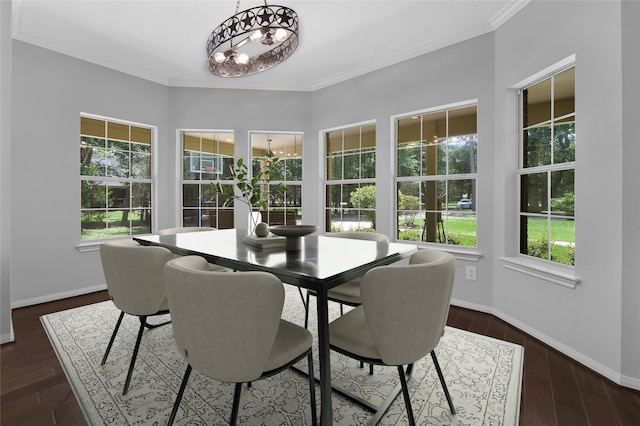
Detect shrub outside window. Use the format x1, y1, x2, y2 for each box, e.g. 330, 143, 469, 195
80, 115, 154, 240
396, 104, 478, 246
519, 67, 575, 265
324, 123, 376, 232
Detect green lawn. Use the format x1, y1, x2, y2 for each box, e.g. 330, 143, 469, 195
81, 211, 150, 239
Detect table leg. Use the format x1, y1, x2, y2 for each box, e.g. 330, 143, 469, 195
315, 287, 332, 425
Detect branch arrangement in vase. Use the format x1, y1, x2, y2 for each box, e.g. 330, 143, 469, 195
211, 153, 285, 214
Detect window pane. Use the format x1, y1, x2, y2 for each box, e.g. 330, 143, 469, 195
81, 211, 107, 239
81, 117, 105, 138
326, 131, 342, 155
284, 184, 301, 207
554, 67, 575, 118
108, 122, 129, 141
550, 218, 574, 265
183, 184, 199, 208
131, 153, 151, 179
343, 183, 358, 207
523, 125, 551, 167
524, 78, 551, 127
553, 121, 575, 164
343, 153, 360, 179
81, 180, 106, 208
521, 215, 550, 260
286, 158, 302, 180
448, 135, 477, 175
451, 179, 475, 210
398, 116, 421, 147
131, 183, 151, 208
108, 183, 129, 208
326, 184, 341, 209
361, 151, 376, 179
521, 172, 547, 213
551, 169, 574, 216
327, 155, 342, 180
447, 211, 476, 246
107, 151, 130, 178
80, 137, 106, 176
397, 146, 421, 177
424, 141, 446, 176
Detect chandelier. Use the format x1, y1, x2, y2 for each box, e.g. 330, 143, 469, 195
206, 1, 299, 78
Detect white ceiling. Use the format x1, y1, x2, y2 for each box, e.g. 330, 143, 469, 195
11, 0, 530, 92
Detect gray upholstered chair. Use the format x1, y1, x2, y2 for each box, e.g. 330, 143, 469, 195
301, 231, 389, 329
164, 255, 317, 426
157, 226, 215, 235
329, 249, 457, 426
99, 239, 175, 395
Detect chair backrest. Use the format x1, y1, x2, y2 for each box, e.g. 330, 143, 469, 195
325, 231, 389, 243
157, 226, 215, 235
100, 239, 175, 316
360, 249, 455, 366
164, 255, 285, 383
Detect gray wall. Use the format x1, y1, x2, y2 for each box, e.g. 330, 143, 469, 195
3, 0, 638, 389
10, 41, 169, 304
492, 0, 637, 388
1, 0, 13, 343
621, 0, 640, 386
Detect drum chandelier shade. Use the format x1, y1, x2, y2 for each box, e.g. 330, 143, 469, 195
206, 1, 299, 78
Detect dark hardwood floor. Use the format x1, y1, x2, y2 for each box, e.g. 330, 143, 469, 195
2, 291, 639, 425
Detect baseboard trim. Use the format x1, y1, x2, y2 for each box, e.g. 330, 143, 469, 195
11, 283, 107, 309
0, 328, 14, 344
451, 298, 640, 392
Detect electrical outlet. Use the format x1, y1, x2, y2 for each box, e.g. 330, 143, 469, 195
465, 265, 477, 281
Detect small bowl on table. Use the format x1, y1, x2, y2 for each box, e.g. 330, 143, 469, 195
269, 225, 318, 251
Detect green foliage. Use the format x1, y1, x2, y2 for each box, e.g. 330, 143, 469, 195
211, 154, 284, 211
350, 185, 377, 223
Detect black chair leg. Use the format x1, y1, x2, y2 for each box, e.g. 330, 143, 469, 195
230, 382, 243, 426
398, 365, 416, 426
431, 350, 456, 414
369, 363, 374, 375
123, 315, 146, 395
167, 364, 192, 426
306, 352, 318, 426
101, 311, 124, 365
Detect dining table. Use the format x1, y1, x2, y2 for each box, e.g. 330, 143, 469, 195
134, 228, 417, 425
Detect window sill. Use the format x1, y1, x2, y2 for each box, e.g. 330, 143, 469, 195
411, 242, 482, 262
499, 256, 580, 288
76, 236, 141, 253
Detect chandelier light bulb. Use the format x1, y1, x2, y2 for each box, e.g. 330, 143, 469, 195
250, 29, 263, 42
274, 28, 287, 42
235, 53, 249, 65
214, 52, 226, 63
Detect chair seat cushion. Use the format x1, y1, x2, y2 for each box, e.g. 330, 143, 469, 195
329, 306, 381, 361
309, 278, 362, 305
264, 319, 313, 373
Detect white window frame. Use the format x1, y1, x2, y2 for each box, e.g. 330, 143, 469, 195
323, 120, 377, 233
499, 55, 581, 288
77, 113, 157, 252
393, 100, 479, 249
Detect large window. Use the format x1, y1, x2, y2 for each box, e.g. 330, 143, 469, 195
519, 67, 575, 265
324, 123, 376, 232
396, 103, 478, 246
250, 132, 302, 225
181, 131, 235, 229
80, 115, 154, 239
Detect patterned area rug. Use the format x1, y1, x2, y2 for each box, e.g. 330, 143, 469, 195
41, 285, 523, 425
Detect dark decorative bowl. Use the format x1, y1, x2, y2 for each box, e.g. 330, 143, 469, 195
269, 225, 318, 250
